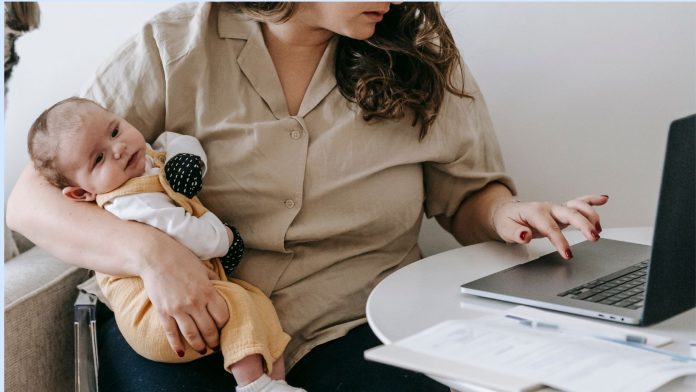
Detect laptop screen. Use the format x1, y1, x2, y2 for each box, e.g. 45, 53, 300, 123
643, 114, 696, 324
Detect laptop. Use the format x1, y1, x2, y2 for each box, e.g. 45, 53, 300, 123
461, 115, 695, 326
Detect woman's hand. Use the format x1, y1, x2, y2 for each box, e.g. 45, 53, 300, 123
492, 194, 609, 259
138, 240, 230, 356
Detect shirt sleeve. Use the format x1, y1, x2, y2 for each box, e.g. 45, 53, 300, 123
80, 17, 166, 143
104, 192, 230, 260
423, 61, 517, 219
152, 131, 208, 176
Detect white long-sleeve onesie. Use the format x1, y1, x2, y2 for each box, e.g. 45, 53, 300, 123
103, 132, 230, 260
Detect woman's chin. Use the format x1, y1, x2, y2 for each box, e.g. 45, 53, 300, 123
343, 25, 377, 41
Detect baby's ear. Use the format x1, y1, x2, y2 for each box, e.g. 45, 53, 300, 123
62, 186, 97, 202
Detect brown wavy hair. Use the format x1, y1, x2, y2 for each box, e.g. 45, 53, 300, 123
225, 2, 471, 140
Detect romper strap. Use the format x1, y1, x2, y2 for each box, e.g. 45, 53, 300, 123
95, 147, 209, 218
95, 175, 163, 207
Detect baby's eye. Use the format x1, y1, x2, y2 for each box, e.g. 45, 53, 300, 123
111, 127, 119, 138
95, 153, 104, 166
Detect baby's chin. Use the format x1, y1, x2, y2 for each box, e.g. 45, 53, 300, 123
122, 167, 146, 186
133, 166, 146, 177
98, 171, 146, 195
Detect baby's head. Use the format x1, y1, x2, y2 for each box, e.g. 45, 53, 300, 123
28, 97, 147, 201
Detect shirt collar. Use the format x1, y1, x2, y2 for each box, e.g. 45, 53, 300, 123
296, 36, 338, 117
217, 6, 338, 119
217, 6, 255, 39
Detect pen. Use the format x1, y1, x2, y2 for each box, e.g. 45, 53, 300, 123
504, 315, 648, 344
600, 338, 696, 363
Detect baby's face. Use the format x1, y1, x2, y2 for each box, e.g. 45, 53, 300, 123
58, 103, 147, 194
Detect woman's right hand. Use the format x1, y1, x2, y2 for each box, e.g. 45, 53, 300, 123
138, 238, 230, 356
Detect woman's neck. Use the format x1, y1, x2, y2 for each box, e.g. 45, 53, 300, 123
260, 19, 334, 116
261, 19, 333, 58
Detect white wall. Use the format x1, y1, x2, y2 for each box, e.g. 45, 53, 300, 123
446, 2, 695, 222
4, 2, 696, 256
429, 2, 696, 255
4, 1, 177, 197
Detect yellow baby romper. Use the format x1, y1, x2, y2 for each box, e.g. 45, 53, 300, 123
95, 149, 290, 373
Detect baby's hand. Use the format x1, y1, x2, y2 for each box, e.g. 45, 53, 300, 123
220, 224, 245, 277
225, 225, 234, 244
164, 153, 203, 198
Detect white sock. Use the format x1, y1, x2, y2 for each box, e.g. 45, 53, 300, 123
235, 374, 306, 392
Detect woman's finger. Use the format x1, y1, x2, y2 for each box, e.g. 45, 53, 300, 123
173, 313, 208, 355
189, 306, 221, 350
551, 204, 599, 242
207, 294, 230, 329
524, 210, 573, 260
206, 268, 219, 281
492, 210, 533, 244
565, 199, 602, 232
572, 194, 609, 207
157, 313, 185, 358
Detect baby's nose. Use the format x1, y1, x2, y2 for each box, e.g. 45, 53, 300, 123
112, 142, 126, 159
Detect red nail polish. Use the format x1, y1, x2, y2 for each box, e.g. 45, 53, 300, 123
198, 348, 207, 355
520, 232, 528, 241
601, 195, 609, 198
591, 230, 600, 240
595, 222, 602, 233
565, 249, 573, 259
177, 350, 184, 358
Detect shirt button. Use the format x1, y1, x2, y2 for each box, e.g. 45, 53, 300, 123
290, 130, 302, 140
284, 199, 295, 209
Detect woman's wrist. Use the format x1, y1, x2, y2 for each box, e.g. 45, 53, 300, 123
127, 225, 173, 277
489, 198, 521, 241
451, 182, 516, 244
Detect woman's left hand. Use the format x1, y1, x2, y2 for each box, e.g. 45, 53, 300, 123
492, 194, 609, 260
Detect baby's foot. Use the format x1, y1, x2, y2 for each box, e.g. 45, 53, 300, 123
235, 374, 306, 392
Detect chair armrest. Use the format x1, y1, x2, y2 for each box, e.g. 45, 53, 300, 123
74, 291, 99, 392
4, 247, 91, 392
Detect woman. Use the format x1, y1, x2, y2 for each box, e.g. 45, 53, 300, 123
7, 2, 607, 391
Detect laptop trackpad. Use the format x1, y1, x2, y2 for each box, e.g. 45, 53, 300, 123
462, 239, 652, 299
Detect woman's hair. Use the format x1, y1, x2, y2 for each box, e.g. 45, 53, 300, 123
5, 2, 41, 88
226, 2, 471, 140
27, 96, 99, 188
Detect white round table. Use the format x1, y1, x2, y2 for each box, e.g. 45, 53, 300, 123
366, 228, 696, 391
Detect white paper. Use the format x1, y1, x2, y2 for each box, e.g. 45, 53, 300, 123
365, 344, 542, 392
396, 317, 696, 392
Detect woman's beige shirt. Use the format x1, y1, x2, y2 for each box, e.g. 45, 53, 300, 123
84, 3, 515, 368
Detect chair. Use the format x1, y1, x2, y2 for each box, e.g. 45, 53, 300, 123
4, 244, 91, 391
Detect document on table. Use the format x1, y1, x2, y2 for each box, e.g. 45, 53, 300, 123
365, 314, 696, 392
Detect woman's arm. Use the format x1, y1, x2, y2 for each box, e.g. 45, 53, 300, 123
437, 182, 513, 246
440, 182, 608, 260
6, 164, 229, 354
8, 165, 154, 274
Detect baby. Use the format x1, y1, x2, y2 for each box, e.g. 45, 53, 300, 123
28, 97, 302, 392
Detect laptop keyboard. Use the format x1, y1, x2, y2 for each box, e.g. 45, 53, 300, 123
558, 260, 649, 309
